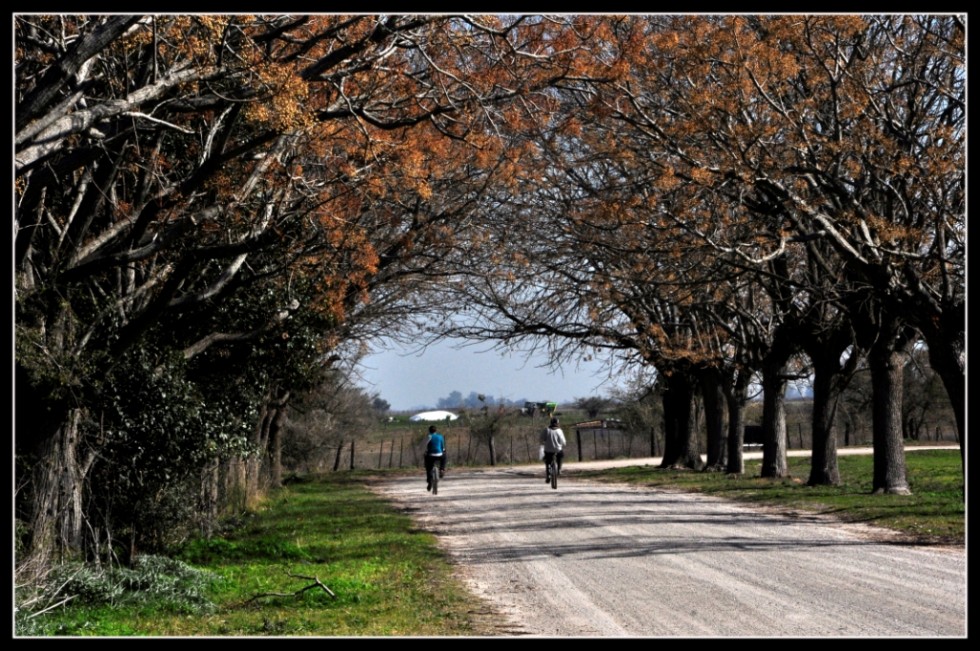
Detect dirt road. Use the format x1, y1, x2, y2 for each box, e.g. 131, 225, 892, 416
372, 450, 965, 638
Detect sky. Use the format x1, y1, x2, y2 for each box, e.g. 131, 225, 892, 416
357, 338, 625, 412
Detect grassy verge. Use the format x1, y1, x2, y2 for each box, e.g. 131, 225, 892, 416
18, 449, 963, 637
576, 449, 964, 545
18, 472, 491, 637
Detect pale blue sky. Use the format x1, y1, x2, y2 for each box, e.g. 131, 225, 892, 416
358, 338, 623, 412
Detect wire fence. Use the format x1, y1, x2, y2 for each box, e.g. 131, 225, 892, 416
333, 419, 959, 471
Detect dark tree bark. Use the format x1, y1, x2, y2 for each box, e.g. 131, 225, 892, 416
264, 389, 291, 488
659, 371, 704, 471
198, 464, 220, 539
15, 15, 144, 132
802, 324, 859, 486
868, 332, 914, 495
807, 353, 843, 486
267, 406, 286, 489
697, 366, 727, 471
246, 402, 275, 505
16, 357, 101, 569
849, 288, 916, 495
25, 412, 82, 566
921, 317, 965, 464
760, 359, 790, 479
724, 368, 751, 475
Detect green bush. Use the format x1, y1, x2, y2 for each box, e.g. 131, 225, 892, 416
15, 555, 219, 636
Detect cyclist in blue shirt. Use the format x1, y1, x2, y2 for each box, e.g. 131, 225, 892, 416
423, 425, 447, 491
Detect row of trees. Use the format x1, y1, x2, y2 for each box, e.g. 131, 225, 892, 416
436, 391, 537, 410
15, 14, 604, 571
15, 15, 963, 574
292, 348, 957, 473
437, 15, 964, 488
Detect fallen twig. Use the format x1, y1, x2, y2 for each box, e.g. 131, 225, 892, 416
244, 572, 337, 604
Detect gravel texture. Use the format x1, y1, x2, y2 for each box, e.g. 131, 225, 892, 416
371, 453, 965, 638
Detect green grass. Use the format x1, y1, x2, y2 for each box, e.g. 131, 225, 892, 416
18, 472, 491, 637
18, 449, 963, 636
577, 449, 964, 545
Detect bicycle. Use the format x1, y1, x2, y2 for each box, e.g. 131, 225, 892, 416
429, 462, 440, 495
425, 456, 442, 495
546, 453, 559, 490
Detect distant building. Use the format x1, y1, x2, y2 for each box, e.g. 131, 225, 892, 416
409, 410, 459, 422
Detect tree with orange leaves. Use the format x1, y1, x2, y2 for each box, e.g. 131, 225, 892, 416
14, 14, 604, 568
437, 15, 963, 491
589, 14, 965, 490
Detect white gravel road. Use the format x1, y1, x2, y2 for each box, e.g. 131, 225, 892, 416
372, 450, 966, 638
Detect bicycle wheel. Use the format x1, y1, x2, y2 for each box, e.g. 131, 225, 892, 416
550, 459, 558, 490
431, 465, 439, 495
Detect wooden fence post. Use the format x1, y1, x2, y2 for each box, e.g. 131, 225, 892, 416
333, 441, 344, 472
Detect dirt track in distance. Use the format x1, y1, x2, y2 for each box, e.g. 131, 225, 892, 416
371, 451, 965, 638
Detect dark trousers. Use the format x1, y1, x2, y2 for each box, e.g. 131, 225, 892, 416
543, 450, 564, 475
425, 454, 446, 480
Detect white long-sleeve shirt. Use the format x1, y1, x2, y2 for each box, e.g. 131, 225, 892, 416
539, 426, 566, 453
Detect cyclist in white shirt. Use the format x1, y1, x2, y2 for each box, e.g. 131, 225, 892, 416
539, 417, 566, 483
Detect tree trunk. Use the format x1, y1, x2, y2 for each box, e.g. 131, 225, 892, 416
724, 370, 750, 475
924, 332, 965, 465
659, 372, 703, 470
23, 407, 88, 567
262, 388, 291, 489
902, 284, 964, 464
224, 456, 248, 514
869, 338, 911, 495
698, 367, 726, 471
847, 287, 915, 494
760, 361, 789, 478
198, 463, 219, 538
245, 404, 274, 507
268, 405, 285, 488
807, 352, 841, 486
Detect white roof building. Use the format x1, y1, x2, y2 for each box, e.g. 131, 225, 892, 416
409, 410, 459, 422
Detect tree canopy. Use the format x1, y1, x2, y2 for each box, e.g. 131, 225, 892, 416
15, 14, 964, 568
